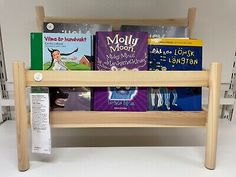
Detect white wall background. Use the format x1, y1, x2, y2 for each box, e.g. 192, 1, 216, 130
0, 0, 235, 146
0, 0, 236, 82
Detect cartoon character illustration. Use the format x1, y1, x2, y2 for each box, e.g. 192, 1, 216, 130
49, 87, 90, 110
161, 66, 178, 110
109, 87, 137, 100
150, 67, 178, 110
46, 48, 78, 70
150, 87, 178, 110
108, 66, 138, 100
156, 88, 164, 107
49, 87, 69, 109
46, 48, 78, 109
150, 88, 157, 108
150, 68, 164, 109
163, 87, 178, 110
150, 88, 164, 109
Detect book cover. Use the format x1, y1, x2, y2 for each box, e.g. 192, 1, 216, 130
43, 22, 112, 66
43, 22, 112, 111
31, 32, 92, 111
94, 32, 148, 111
121, 25, 188, 38
148, 38, 202, 111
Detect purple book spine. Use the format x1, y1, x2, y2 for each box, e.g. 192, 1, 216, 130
94, 32, 148, 111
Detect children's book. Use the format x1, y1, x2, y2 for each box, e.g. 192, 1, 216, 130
148, 38, 202, 111
94, 32, 148, 111
43, 22, 112, 111
120, 25, 188, 38
43, 22, 112, 66
31, 32, 92, 111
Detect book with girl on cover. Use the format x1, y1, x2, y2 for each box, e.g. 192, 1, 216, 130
31, 32, 92, 111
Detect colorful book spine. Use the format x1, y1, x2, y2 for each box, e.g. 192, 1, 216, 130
94, 32, 148, 111
148, 38, 202, 111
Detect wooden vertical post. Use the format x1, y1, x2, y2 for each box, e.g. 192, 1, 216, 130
205, 62, 222, 169
13, 61, 29, 171
35, 6, 45, 32
187, 7, 196, 38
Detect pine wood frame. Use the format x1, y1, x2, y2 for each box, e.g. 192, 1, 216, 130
13, 62, 221, 171
13, 6, 222, 171
35, 6, 196, 37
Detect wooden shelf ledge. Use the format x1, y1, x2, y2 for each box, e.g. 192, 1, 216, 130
49, 111, 207, 128
26, 70, 209, 87
44, 17, 188, 27
36, 6, 196, 36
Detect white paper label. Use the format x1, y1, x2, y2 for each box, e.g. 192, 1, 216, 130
30, 93, 51, 154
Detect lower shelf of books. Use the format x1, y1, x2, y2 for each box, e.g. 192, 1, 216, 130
44, 110, 207, 128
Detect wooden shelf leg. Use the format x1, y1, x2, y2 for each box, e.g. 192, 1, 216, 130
13, 61, 29, 171
205, 62, 222, 170
35, 6, 45, 32
187, 7, 196, 38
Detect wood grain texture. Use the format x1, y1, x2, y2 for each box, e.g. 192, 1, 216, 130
205, 63, 222, 170
35, 6, 45, 32
13, 62, 29, 171
25, 70, 209, 87
49, 111, 207, 128
13, 60, 222, 170
40, 6, 191, 30
187, 7, 197, 37
44, 17, 188, 30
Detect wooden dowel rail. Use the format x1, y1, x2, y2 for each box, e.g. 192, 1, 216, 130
35, 6, 196, 37
49, 111, 207, 128
13, 62, 29, 171
26, 70, 209, 87
13, 61, 221, 171
205, 62, 222, 169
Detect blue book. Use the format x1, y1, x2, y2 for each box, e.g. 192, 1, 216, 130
148, 38, 202, 111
